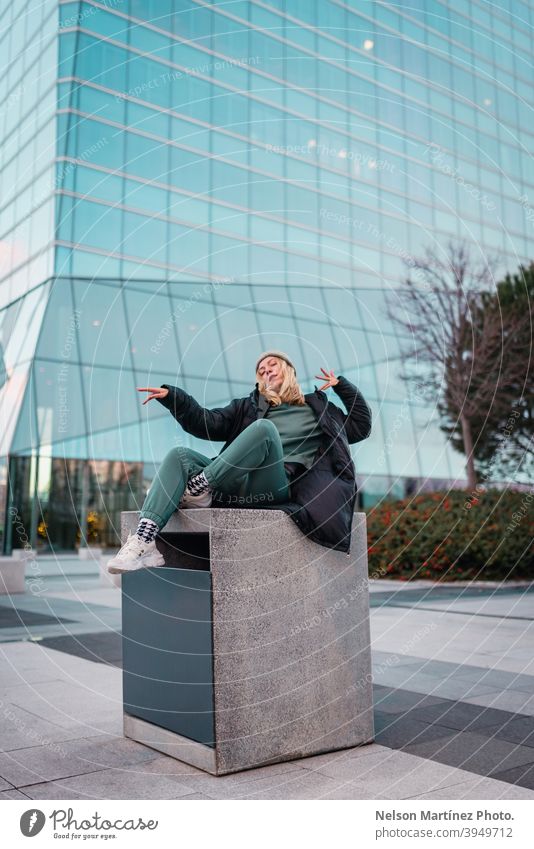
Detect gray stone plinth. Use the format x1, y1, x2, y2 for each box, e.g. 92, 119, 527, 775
78, 546, 102, 561
0, 557, 26, 594
121, 508, 374, 775
10, 548, 35, 560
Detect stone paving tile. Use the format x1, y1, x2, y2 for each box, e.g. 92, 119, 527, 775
23, 767, 194, 800
124, 752, 307, 786
403, 728, 534, 780
0, 642, 122, 687
491, 761, 534, 790
407, 776, 534, 800
295, 745, 473, 799
451, 666, 534, 695
161, 761, 322, 799
0, 620, 121, 646
199, 768, 358, 800
0, 607, 75, 628
0, 702, 85, 752
38, 632, 123, 667
46, 589, 121, 610
398, 598, 534, 621
3, 677, 122, 728
395, 660, 534, 699
461, 690, 534, 717
121, 753, 207, 779
377, 670, 504, 702
0, 702, 122, 751
407, 699, 512, 733
313, 780, 391, 800
374, 714, 455, 750
0, 788, 30, 800
481, 715, 534, 749
0, 776, 14, 792
373, 686, 447, 715
0, 735, 156, 788
178, 792, 213, 800
0, 746, 105, 790
296, 742, 386, 771
0, 667, 61, 691
2, 707, 123, 742
0, 678, 64, 703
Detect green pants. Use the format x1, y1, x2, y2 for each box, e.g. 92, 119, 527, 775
140, 418, 291, 528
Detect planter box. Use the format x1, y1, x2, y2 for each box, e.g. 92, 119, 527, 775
121, 508, 374, 775
0, 558, 27, 594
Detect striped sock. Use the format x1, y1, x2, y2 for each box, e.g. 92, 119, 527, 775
136, 518, 159, 544
186, 471, 211, 495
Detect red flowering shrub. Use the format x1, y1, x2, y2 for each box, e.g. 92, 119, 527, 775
365, 488, 533, 581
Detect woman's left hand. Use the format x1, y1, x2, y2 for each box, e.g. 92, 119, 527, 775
314, 367, 339, 390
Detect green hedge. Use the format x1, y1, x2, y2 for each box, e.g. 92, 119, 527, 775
366, 489, 534, 581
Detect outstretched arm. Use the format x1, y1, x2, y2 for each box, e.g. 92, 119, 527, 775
155, 384, 240, 441
313, 368, 372, 444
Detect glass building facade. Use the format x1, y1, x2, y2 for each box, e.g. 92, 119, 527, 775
1, 0, 532, 551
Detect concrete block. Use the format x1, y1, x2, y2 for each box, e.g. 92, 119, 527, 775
78, 547, 102, 561
121, 508, 374, 775
10, 548, 35, 560
0, 557, 26, 594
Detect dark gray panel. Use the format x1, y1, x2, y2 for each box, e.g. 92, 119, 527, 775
122, 567, 214, 746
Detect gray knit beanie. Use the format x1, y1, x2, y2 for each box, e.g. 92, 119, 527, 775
255, 350, 296, 374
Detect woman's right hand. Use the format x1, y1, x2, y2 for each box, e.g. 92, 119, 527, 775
137, 386, 169, 405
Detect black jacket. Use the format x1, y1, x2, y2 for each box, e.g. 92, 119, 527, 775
157, 376, 372, 554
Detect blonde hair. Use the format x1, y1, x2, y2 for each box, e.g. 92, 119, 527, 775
256, 357, 306, 406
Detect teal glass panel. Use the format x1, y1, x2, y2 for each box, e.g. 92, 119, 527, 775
126, 101, 169, 138
411, 405, 453, 478
74, 281, 131, 368
126, 132, 170, 182
70, 248, 122, 278
82, 363, 140, 439
88, 416, 142, 462
216, 302, 261, 384
125, 179, 168, 215
9, 365, 39, 453
124, 284, 180, 371
75, 117, 126, 170
168, 291, 222, 375
75, 84, 125, 126
122, 211, 168, 264
74, 166, 123, 204
71, 199, 123, 253
142, 408, 183, 463
168, 222, 209, 275
35, 280, 76, 361
380, 401, 420, 477
76, 34, 128, 93
169, 146, 211, 194
209, 234, 249, 280
33, 358, 87, 448
5, 283, 49, 368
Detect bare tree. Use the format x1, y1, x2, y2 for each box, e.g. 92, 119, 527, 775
386, 241, 530, 490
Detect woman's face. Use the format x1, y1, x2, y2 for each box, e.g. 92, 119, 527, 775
257, 356, 283, 391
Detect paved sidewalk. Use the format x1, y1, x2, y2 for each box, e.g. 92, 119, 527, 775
0, 570, 533, 800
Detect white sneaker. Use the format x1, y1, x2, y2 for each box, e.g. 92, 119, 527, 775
107, 531, 165, 574
179, 488, 213, 509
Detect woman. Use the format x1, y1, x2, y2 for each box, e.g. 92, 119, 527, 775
107, 351, 372, 574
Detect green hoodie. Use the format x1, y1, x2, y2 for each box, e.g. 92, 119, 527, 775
266, 401, 323, 469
